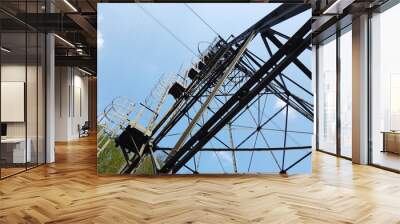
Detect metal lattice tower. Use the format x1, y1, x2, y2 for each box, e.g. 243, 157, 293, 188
101, 4, 313, 175
97, 96, 136, 156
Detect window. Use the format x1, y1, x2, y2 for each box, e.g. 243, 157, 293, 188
0, 1, 47, 179
339, 27, 352, 158
317, 36, 337, 154
370, 3, 400, 171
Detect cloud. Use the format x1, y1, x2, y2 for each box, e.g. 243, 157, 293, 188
98, 31, 104, 50
275, 98, 286, 109
215, 151, 233, 164
274, 98, 298, 119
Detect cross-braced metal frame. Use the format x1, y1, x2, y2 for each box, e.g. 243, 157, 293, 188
107, 4, 313, 175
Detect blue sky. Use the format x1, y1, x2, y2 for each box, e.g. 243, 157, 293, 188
98, 3, 312, 174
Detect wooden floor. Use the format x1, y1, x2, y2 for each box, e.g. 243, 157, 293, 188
1, 136, 400, 223
372, 150, 400, 171
0, 167, 26, 178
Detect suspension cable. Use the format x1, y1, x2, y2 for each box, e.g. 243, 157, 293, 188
184, 3, 221, 37
135, 3, 199, 58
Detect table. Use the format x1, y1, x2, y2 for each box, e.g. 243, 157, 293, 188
382, 131, 400, 154
1, 138, 31, 164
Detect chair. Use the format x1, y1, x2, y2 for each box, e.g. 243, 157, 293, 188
78, 121, 90, 138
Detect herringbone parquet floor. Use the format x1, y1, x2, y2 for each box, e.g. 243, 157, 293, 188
1, 135, 400, 223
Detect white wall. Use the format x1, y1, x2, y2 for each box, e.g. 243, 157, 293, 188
1, 65, 42, 138
72, 73, 89, 138
55, 66, 69, 141
1, 65, 27, 139
55, 67, 89, 141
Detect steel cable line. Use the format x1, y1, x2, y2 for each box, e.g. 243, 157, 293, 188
135, 2, 199, 58
184, 3, 221, 37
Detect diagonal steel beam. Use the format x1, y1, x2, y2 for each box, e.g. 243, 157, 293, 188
159, 20, 311, 173
151, 42, 235, 145
235, 53, 313, 121
232, 4, 309, 44
169, 32, 256, 157
267, 28, 312, 51
170, 35, 312, 173
263, 30, 312, 79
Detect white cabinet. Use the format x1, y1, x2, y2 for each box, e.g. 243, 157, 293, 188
1, 138, 32, 163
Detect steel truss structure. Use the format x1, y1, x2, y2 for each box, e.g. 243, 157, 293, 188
107, 4, 313, 175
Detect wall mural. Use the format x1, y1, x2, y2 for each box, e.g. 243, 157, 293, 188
97, 3, 313, 175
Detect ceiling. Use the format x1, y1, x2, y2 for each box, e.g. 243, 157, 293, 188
0, 0, 394, 75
